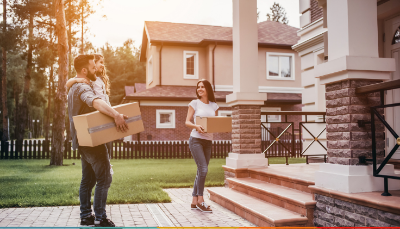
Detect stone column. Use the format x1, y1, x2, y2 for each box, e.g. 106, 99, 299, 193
314, 0, 399, 193
325, 79, 384, 165
225, 0, 268, 169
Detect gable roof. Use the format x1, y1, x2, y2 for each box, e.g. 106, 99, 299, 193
140, 20, 299, 61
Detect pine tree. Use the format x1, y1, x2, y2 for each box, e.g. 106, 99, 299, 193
2, 0, 9, 142
50, 0, 68, 166
266, 2, 289, 25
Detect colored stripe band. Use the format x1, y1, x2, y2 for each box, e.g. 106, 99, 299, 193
87, 115, 142, 134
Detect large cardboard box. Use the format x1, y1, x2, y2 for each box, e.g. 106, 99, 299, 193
195, 116, 232, 133
73, 102, 144, 147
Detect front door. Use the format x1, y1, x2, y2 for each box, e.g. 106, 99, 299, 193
384, 15, 400, 159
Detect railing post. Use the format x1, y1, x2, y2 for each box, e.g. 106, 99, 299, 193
381, 177, 392, 196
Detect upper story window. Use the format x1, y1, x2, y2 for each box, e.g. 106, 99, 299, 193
266, 52, 295, 80
148, 56, 153, 84
183, 51, 199, 79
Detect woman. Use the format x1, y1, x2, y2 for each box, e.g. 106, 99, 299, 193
185, 79, 218, 213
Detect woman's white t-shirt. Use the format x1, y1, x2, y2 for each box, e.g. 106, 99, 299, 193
189, 99, 219, 141
93, 76, 110, 105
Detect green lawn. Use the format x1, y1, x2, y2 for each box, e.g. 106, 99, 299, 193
0, 157, 305, 208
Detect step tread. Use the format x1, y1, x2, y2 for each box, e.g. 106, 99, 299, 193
208, 187, 308, 226
228, 177, 316, 206
248, 164, 318, 185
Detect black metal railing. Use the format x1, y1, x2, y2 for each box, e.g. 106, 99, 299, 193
261, 111, 327, 165
356, 79, 400, 196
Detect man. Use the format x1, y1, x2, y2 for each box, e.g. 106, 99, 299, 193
68, 54, 128, 227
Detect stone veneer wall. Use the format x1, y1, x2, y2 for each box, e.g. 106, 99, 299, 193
232, 105, 262, 154
313, 194, 400, 227
325, 79, 385, 165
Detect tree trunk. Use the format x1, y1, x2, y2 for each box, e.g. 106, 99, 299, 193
2, 0, 9, 142
44, 65, 53, 141
80, 1, 83, 54
13, 81, 19, 141
51, 0, 69, 166
65, 0, 72, 142
16, 11, 34, 149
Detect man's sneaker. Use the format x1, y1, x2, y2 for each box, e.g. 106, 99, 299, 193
196, 202, 212, 213
94, 218, 115, 227
80, 214, 95, 226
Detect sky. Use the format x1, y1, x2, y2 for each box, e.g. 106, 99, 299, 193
87, 0, 300, 48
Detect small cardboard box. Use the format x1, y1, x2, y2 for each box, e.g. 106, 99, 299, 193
73, 102, 144, 147
195, 116, 232, 133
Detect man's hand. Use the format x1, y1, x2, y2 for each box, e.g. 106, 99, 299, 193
114, 113, 129, 132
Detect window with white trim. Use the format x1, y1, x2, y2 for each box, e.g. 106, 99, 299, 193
266, 52, 295, 80
148, 56, 153, 84
183, 51, 199, 79
218, 110, 232, 117
156, 110, 175, 128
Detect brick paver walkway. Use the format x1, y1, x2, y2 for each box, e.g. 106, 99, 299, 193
0, 188, 255, 227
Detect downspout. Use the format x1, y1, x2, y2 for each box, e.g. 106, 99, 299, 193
159, 43, 163, 86
212, 42, 217, 92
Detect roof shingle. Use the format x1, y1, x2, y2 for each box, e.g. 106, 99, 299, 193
145, 20, 299, 45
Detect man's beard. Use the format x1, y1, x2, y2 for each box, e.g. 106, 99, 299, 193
87, 71, 96, 81
95, 69, 103, 76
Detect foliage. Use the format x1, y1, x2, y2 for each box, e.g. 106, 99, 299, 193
266, 2, 289, 25
100, 39, 146, 105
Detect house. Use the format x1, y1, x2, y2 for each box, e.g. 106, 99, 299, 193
122, 20, 302, 141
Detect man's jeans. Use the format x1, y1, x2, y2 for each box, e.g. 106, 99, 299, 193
189, 136, 212, 197
79, 144, 112, 221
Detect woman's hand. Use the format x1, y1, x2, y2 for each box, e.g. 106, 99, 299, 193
195, 125, 205, 134
76, 78, 90, 84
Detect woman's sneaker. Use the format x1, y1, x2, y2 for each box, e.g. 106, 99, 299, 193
191, 204, 198, 210
80, 214, 95, 226
94, 218, 115, 227
196, 202, 212, 213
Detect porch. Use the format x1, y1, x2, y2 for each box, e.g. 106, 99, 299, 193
209, 163, 400, 227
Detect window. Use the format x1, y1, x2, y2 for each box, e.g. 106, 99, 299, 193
156, 110, 175, 128
392, 27, 400, 45
183, 51, 199, 79
148, 56, 153, 84
218, 110, 232, 117
266, 52, 295, 80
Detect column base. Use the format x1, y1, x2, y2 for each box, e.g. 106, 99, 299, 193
225, 152, 268, 169
315, 163, 400, 193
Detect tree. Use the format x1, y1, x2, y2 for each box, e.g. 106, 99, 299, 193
2, 0, 9, 142
100, 39, 145, 105
266, 2, 289, 25
50, 0, 68, 166
13, 0, 51, 151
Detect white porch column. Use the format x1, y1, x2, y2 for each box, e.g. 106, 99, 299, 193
314, 0, 399, 193
225, 0, 268, 169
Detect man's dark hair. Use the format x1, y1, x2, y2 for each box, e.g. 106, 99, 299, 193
74, 54, 94, 73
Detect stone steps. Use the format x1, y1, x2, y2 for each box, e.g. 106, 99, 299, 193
248, 167, 315, 193
227, 177, 316, 222
208, 187, 309, 227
